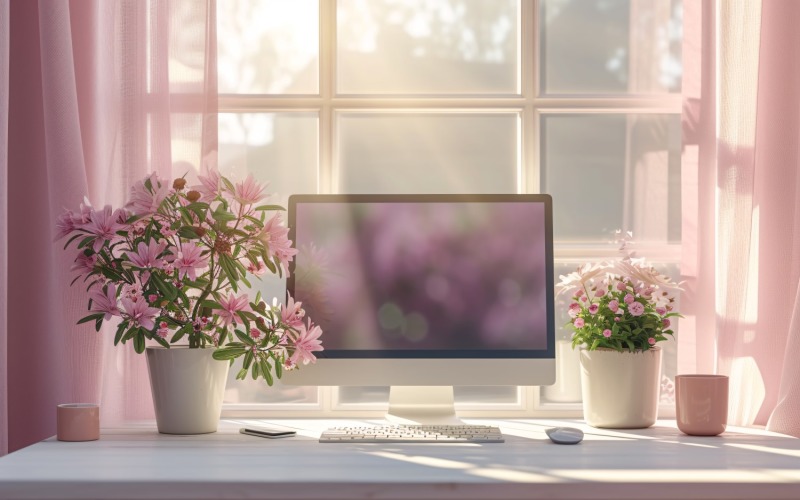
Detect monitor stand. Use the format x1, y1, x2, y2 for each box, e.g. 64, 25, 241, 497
386, 386, 463, 425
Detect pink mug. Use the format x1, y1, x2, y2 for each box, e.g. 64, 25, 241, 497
57, 404, 100, 441
675, 375, 728, 436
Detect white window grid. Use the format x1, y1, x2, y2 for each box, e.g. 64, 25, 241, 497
218, 0, 683, 418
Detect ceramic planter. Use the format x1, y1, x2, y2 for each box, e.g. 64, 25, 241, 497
145, 346, 229, 434
580, 346, 662, 428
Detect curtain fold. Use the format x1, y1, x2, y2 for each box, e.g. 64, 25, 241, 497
1, 0, 217, 454
684, 0, 800, 436
0, 0, 10, 458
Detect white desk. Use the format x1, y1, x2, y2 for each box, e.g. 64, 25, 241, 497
1, 419, 799, 500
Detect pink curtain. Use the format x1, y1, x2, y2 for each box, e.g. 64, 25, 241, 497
683, 0, 800, 436
0, 0, 9, 457
0, 0, 217, 454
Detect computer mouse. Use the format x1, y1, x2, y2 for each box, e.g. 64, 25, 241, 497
545, 427, 584, 444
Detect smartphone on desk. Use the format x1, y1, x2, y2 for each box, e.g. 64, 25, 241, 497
240, 427, 297, 439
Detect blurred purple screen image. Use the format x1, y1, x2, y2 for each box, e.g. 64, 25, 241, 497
291, 200, 550, 353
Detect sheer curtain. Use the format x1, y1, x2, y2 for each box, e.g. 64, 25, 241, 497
0, 0, 216, 455
683, 0, 800, 436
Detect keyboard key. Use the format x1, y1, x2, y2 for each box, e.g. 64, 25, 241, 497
319, 424, 504, 443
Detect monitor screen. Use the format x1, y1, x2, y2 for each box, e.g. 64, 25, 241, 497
287, 195, 554, 361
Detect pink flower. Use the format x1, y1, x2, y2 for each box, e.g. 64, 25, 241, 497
126, 172, 169, 215
603, 329, 612, 338
194, 167, 222, 201
257, 214, 298, 272
656, 307, 666, 316
614, 317, 621, 322
281, 294, 306, 328
71, 252, 97, 277
567, 302, 581, 318
157, 327, 169, 339
127, 240, 167, 269
82, 205, 125, 251
573, 317, 585, 328
246, 260, 267, 276
214, 293, 251, 327
608, 299, 620, 313
588, 304, 599, 314
662, 318, 671, 328
575, 289, 584, 298
580, 296, 588, 302
628, 302, 645, 316
148, 294, 159, 303
89, 283, 120, 320
624, 293, 635, 304
595, 289, 605, 298
288, 321, 323, 366
233, 174, 267, 206
121, 297, 160, 330
55, 209, 77, 240
648, 337, 656, 346
250, 327, 263, 340
616, 281, 627, 291
173, 243, 209, 281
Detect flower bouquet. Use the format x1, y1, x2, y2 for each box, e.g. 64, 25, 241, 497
557, 236, 681, 352
56, 169, 323, 385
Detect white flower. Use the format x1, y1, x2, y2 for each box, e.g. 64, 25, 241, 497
557, 262, 609, 296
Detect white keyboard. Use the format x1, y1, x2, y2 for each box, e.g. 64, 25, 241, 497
319, 424, 504, 443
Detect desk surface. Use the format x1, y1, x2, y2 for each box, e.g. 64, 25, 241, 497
1, 419, 799, 500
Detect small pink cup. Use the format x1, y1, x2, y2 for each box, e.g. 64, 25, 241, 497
57, 404, 100, 442
675, 375, 728, 436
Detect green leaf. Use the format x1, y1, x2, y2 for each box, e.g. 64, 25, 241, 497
260, 359, 273, 386
121, 327, 138, 343
150, 273, 178, 301
133, 331, 146, 354
153, 335, 170, 348
235, 368, 248, 380
274, 358, 283, 379
235, 329, 255, 346
114, 323, 127, 346
63, 232, 86, 249
254, 204, 285, 212
251, 361, 259, 380
178, 227, 201, 239
201, 299, 223, 310
212, 206, 237, 223
243, 349, 254, 369
77, 313, 105, 325
212, 346, 247, 360
77, 236, 95, 249
170, 325, 189, 343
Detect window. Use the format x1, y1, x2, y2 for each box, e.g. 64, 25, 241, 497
216, 0, 683, 417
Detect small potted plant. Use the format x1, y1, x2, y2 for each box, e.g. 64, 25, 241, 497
557, 234, 681, 428
57, 168, 323, 434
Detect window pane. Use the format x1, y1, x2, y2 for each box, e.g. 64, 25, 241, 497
219, 112, 319, 406
337, 0, 519, 94
539, 0, 682, 94
541, 114, 681, 243
218, 0, 319, 94
338, 113, 518, 193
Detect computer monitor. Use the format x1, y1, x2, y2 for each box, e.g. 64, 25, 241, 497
282, 194, 555, 423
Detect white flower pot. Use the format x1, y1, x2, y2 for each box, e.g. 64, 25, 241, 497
580, 347, 662, 428
146, 346, 229, 434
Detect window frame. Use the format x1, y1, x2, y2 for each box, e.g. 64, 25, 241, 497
217, 0, 684, 418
